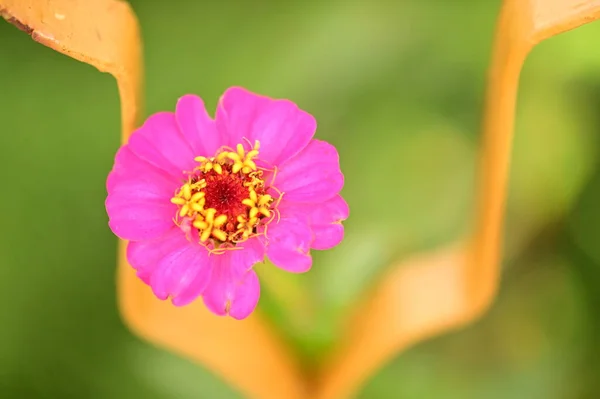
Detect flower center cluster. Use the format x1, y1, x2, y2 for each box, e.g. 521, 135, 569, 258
170, 141, 274, 246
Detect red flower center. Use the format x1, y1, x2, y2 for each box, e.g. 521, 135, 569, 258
170, 141, 275, 247
202, 166, 249, 221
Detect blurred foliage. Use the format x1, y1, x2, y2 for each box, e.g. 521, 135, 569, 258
1, 0, 600, 398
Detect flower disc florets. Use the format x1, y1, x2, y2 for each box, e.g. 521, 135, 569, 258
170, 141, 276, 247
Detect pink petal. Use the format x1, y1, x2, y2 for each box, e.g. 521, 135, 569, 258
127, 227, 184, 277
151, 245, 212, 305
107, 146, 174, 193
308, 195, 349, 223
136, 269, 152, 285
265, 218, 312, 273
127, 112, 196, 179
106, 195, 175, 241
311, 224, 345, 251
278, 195, 349, 250
203, 268, 261, 320
106, 146, 180, 242
108, 174, 172, 202
127, 228, 212, 304
107, 154, 176, 203
214, 87, 270, 148
274, 139, 344, 203
172, 268, 214, 307
228, 270, 260, 320
175, 94, 223, 157
215, 87, 316, 165
236, 236, 267, 265
201, 237, 265, 319
252, 100, 316, 166
306, 195, 348, 250
106, 145, 180, 241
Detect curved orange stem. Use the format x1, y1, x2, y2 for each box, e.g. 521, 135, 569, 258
315, 1, 600, 398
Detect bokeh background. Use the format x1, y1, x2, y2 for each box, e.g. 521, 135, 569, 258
2, 1, 600, 398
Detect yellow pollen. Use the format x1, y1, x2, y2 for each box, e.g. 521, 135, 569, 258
171, 180, 207, 218
241, 188, 272, 221
195, 208, 229, 242
258, 194, 272, 206
170, 140, 277, 247
227, 141, 260, 175
182, 183, 192, 200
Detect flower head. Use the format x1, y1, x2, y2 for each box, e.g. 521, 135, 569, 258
106, 87, 347, 319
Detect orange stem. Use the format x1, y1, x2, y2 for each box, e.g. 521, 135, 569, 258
315, 1, 600, 398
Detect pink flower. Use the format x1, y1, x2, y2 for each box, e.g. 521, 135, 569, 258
106, 87, 348, 319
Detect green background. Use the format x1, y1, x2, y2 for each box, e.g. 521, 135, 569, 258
2, 1, 600, 397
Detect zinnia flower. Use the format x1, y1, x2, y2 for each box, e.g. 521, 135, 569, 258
106, 87, 348, 319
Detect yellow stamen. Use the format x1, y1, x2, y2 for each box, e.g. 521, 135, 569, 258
193, 218, 208, 230
237, 143, 245, 159
227, 152, 242, 162
258, 194, 272, 206
249, 207, 259, 219
216, 152, 229, 163
232, 162, 243, 174
200, 228, 212, 242
212, 229, 227, 241
227, 140, 261, 175
178, 205, 190, 218
182, 183, 192, 200
195, 208, 228, 242
214, 214, 228, 227
249, 189, 258, 203
191, 201, 205, 213
191, 192, 205, 202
